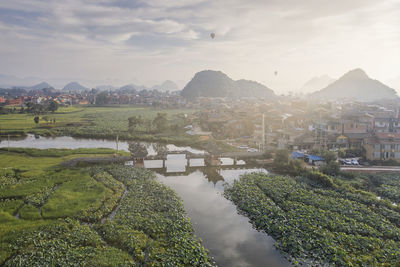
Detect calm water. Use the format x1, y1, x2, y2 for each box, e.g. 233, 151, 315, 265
1, 135, 290, 267
154, 158, 290, 267
0, 134, 205, 155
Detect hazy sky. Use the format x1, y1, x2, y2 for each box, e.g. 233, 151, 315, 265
0, 0, 399, 92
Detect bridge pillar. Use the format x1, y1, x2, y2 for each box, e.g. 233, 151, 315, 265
134, 158, 145, 168
205, 155, 222, 166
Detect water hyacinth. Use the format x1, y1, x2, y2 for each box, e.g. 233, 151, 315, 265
225, 173, 400, 266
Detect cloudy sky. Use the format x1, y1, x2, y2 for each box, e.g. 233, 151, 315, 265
0, 0, 399, 92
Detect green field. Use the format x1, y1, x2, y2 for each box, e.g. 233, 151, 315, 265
0, 105, 239, 153
0, 148, 214, 266
0, 105, 198, 143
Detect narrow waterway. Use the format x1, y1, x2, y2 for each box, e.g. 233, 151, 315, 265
151, 154, 290, 267
2, 135, 291, 266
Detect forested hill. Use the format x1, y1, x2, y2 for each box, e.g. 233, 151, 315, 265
181, 70, 276, 100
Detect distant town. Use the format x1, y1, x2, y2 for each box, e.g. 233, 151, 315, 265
1, 68, 400, 166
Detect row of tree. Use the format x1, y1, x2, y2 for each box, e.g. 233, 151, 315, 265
0, 101, 59, 115
128, 113, 172, 134
33, 116, 57, 126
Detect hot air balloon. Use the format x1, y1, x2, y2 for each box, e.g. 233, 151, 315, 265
274, 71, 278, 76
210, 33, 215, 39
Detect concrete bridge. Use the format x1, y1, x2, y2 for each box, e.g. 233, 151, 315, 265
145, 150, 264, 161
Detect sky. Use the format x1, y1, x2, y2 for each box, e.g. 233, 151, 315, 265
0, 0, 399, 92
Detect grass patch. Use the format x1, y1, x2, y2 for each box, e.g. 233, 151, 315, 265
42, 173, 111, 219
19, 204, 41, 220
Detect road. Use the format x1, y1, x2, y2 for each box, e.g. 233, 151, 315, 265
341, 166, 400, 172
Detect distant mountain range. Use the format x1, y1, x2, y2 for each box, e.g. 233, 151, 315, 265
0, 74, 179, 92
300, 75, 335, 93
118, 80, 179, 93
1, 70, 398, 100
151, 80, 179, 92
311, 69, 398, 101
95, 85, 118, 91
27, 82, 53, 90
63, 82, 89, 92
181, 70, 275, 99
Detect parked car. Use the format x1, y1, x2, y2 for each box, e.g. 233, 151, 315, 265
351, 158, 359, 165
238, 145, 248, 149
247, 148, 258, 152
344, 159, 352, 165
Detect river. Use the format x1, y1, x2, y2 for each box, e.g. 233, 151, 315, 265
0, 135, 290, 267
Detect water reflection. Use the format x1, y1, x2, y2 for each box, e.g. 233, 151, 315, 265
157, 169, 290, 267
166, 154, 186, 173
2, 135, 290, 266
155, 154, 290, 267
0, 134, 205, 155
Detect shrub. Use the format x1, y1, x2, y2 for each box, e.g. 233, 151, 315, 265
305, 171, 336, 188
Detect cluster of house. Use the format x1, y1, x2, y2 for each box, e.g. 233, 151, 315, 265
0, 88, 187, 108
3, 88, 400, 163
290, 105, 400, 162
192, 97, 400, 162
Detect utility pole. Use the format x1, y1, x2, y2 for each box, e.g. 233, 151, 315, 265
116, 135, 119, 154
8, 134, 10, 152
262, 113, 265, 150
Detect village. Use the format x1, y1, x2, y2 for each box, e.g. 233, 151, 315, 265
2, 85, 400, 166
0, 87, 186, 108
190, 97, 400, 166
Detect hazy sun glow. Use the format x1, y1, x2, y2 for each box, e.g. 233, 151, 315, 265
0, 0, 399, 92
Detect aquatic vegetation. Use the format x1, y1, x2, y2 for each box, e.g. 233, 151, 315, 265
365, 174, 400, 204
4, 219, 134, 267
225, 173, 400, 266
0, 150, 214, 266
95, 165, 216, 266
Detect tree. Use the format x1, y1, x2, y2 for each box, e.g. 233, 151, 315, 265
273, 149, 290, 168
144, 119, 152, 133
128, 142, 148, 159
42, 116, 49, 124
273, 149, 305, 175
34, 116, 40, 126
153, 143, 168, 155
128, 115, 143, 133
153, 113, 168, 133
170, 124, 181, 133
320, 150, 337, 164
320, 161, 341, 176
48, 100, 59, 113
95, 91, 109, 105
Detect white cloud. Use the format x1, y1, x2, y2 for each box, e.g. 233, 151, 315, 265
0, 0, 398, 92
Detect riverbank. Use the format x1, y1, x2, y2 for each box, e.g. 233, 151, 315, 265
0, 105, 238, 153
